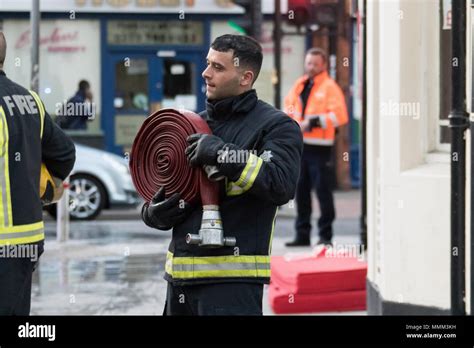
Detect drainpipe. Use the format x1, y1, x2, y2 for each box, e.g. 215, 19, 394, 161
360, 0, 367, 250
449, 0, 468, 316
273, 0, 282, 110
469, 4, 474, 315
30, 0, 39, 93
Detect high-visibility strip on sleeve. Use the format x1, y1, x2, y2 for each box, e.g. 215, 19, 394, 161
0, 106, 13, 227
233, 153, 263, 190
225, 153, 264, 196
290, 111, 302, 119
29, 90, 45, 139
328, 112, 339, 127
226, 181, 244, 196
268, 207, 278, 254
303, 137, 335, 146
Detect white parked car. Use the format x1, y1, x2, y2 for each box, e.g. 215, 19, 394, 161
45, 143, 141, 220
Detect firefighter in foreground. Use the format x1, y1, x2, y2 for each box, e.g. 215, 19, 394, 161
141, 34, 303, 315
0, 32, 76, 315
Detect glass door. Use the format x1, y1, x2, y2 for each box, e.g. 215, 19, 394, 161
158, 53, 204, 112
107, 54, 161, 155
104, 52, 204, 155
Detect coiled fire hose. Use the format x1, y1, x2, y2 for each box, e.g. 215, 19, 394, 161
129, 108, 236, 248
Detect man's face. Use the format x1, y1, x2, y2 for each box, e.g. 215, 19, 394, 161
202, 48, 243, 100
304, 54, 327, 78
85, 87, 93, 100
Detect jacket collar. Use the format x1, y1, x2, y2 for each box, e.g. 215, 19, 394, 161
0, 70, 5, 77
297, 70, 329, 86
295, 71, 329, 95
306, 70, 329, 86
206, 89, 258, 121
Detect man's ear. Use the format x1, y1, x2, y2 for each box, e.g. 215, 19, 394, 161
240, 70, 255, 87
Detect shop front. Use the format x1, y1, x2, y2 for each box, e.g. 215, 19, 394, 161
102, 19, 209, 154
0, 0, 305, 157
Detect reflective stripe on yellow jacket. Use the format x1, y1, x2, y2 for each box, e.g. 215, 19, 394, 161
284, 70, 349, 146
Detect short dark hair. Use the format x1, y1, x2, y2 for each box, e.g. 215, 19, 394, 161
211, 34, 263, 84
0, 32, 7, 66
79, 80, 90, 91
306, 47, 327, 62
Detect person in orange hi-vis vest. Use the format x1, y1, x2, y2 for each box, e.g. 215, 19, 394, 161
284, 47, 348, 247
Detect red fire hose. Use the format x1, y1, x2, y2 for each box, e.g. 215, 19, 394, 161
129, 108, 236, 247
129, 108, 218, 206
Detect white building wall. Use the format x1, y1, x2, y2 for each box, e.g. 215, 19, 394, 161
367, 0, 451, 310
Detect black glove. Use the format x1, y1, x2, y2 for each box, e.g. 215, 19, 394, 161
141, 187, 191, 230
308, 115, 322, 129
185, 133, 225, 166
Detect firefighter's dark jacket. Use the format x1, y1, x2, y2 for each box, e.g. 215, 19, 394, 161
0, 70, 76, 245
163, 89, 303, 285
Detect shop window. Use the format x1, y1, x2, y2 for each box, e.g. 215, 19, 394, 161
162, 58, 197, 111
114, 58, 149, 112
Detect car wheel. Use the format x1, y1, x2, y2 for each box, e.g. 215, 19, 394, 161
68, 174, 106, 220
46, 174, 107, 221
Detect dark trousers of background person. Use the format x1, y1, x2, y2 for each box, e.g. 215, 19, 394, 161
294, 144, 336, 243
164, 282, 264, 316
0, 242, 43, 315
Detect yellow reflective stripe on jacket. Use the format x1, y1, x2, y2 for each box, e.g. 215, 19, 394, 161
268, 208, 278, 254
165, 251, 174, 275
226, 153, 263, 196
0, 106, 13, 228
165, 252, 271, 279
0, 102, 46, 245
29, 90, 45, 138
0, 221, 45, 246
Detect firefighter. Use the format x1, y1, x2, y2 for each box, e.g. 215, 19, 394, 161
284, 47, 349, 247
0, 32, 76, 315
141, 34, 303, 315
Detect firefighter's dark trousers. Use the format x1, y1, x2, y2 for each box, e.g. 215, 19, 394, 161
294, 144, 336, 243
164, 281, 264, 316
0, 242, 43, 315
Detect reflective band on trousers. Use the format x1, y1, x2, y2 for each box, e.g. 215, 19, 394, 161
165, 252, 271, 279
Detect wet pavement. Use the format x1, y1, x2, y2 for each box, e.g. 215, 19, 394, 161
32, 190, 365, 315
32, 222, 170, 315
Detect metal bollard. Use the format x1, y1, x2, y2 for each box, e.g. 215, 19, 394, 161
56, 178, 70, 243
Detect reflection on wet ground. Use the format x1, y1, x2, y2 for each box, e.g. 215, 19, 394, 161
32, 217, 365, 315
36, 254, 165, 288
44, 220, 171, 243
32, 253, 168, 315
31, 220, 169, 315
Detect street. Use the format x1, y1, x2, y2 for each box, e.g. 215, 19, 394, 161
0, 0, 471, 345
31, 190, 365, 315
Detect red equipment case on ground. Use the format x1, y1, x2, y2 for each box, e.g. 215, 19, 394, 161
269, 247, 367, 314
